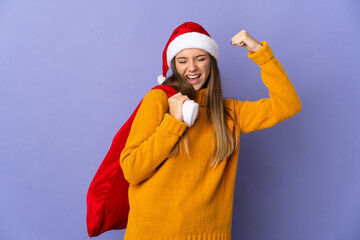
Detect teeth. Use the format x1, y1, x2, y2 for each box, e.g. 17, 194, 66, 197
187, 74, 200, 79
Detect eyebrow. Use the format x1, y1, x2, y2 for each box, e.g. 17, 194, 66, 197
176, 54, 208, 60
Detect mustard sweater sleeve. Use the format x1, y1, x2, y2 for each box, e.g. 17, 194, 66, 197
232, 41, 303, 134
119, 89, 188, 185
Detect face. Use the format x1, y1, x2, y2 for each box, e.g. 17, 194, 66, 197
174, 48, 211, 91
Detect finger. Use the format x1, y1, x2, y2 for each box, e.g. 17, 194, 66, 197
170, 92, 181, 99
231, 39, 245, 46
231, 30, 247, 41
231, 34, 239, 42
233, 34, 245, 43
178, 97, 189, 104
235, 39, 247, 47
231, 35, 241, 44
231, 31, 244, 41
182, 95, 190, 100
231, 37, 243, 46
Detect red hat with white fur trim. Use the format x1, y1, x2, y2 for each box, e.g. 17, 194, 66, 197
157, 21, 219, 85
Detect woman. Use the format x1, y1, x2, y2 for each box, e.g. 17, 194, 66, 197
120, 21, 302, 240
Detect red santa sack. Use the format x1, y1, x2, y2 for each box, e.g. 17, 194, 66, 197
86, 85, 179, 237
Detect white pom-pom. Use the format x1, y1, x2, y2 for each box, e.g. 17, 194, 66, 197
157, 75, 166, 85
182, 100, 199, 127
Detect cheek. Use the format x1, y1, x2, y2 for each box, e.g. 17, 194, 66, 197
203, 64, 210, 77
176, 65, 186, 74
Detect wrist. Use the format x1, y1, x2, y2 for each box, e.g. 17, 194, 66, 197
252, 42, 263, 53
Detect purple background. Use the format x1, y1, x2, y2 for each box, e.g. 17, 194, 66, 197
1, 0, 359, 239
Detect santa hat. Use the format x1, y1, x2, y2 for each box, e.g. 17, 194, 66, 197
157, 21, 219, 85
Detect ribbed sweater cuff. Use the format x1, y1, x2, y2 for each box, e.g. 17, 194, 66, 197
247, 41, 274, 65
159, 113, 188, 137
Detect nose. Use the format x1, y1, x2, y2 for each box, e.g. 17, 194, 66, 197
188, 60, 198, 71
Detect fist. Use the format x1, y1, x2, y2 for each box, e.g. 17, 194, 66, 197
231, 30, 262, 53
168, 92, 190, 122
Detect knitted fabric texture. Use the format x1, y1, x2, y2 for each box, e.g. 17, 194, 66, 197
119, 41, 302, 240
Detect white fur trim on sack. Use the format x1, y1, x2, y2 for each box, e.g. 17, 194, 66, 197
182, 100, 199, 127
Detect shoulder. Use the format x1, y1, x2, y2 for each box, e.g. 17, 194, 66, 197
140, 88, 169, 110
223, 97, 233, 107
131, 88, 170, 126
143, 88, 168, 102
223, 97, 241, 108
223, 98, 236, 117
144, 88, 168, 98
223, 97, 246, 114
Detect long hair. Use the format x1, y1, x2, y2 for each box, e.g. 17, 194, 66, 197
161, 55, 239, 169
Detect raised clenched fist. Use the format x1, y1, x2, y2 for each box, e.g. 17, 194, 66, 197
168, 92, 190, 122
230, 30, 262, 53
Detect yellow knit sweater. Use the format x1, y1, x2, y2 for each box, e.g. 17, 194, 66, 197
119, 41, 302, 240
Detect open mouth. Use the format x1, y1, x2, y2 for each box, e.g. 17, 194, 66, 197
186, 74, 201, 82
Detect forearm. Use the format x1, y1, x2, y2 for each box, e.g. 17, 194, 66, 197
237, 41, 302, 133
255, 42, 302, 118
120, 113, 187, 185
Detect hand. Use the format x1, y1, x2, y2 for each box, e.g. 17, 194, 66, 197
230, 30, 262, 53
168, 92, 190, 122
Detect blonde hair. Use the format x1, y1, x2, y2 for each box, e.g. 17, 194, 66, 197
162, 55, 239, 169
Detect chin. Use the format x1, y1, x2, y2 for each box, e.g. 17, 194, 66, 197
193, 85, 203, 91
